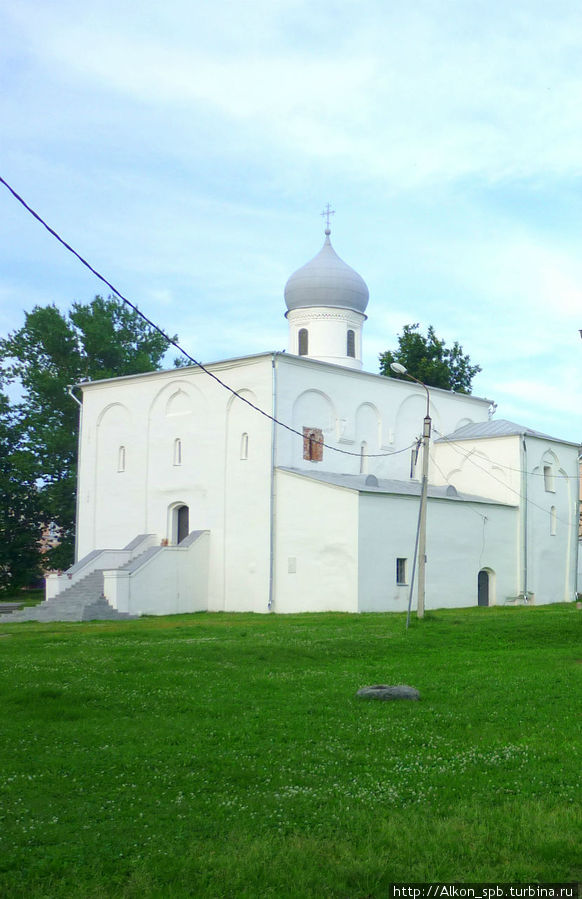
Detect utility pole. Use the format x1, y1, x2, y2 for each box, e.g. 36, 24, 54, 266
416, 411, 431, 619
390, 362, 431, 620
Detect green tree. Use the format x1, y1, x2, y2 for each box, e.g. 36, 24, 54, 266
0, 392, 43, 592
0, 296, 171, 571
379, 323, 481, 394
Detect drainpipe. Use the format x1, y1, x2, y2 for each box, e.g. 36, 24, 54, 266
68, 385, 83, 563
268, 354, 278, 611
522, 434, 528, 601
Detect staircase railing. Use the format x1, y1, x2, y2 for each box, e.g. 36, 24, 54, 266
45, 534, 158, 600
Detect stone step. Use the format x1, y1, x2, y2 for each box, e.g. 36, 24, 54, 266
0, 569, 136, 623
0, 540, 156, 624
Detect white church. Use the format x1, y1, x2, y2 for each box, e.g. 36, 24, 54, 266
44, 221, 580, 618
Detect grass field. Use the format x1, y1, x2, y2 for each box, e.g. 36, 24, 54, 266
0, 605, 580, 897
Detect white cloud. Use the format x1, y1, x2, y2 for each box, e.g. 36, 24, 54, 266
1, 0, 581, 443
6, 0, 582, 188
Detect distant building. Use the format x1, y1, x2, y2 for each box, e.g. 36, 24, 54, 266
39, 522, 60, 572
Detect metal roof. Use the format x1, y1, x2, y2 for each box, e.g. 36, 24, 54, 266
436, 418, 579, 446
278, 467, 514, 506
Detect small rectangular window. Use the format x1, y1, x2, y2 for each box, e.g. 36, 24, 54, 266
396, 557, 407, 585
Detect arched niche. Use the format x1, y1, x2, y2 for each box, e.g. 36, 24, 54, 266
292, 389, 336, 433
394, 393, 430, 444
96, 401, 133, 429
226, 389, 260, 461
147, 380, 206, 484
94, 402, 138, 547
225, 387, 273, 490
445, 449, 505, 498
292, 389, 336, 462
149, 379, 205, 421
166, 388, 194, 417
355, 402, 381, 452
96, 403, 134, 475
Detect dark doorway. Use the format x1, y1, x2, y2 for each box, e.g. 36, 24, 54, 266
177, 505, 189, 544
478, 569, 489, 606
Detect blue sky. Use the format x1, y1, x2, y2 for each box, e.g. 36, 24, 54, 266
1, 0, 581, 442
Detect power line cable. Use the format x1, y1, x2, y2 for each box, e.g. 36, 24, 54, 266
433, 427, 573, 526
428, 446, 489, 522
0, 175, 417, 460
435, 430, 577, 479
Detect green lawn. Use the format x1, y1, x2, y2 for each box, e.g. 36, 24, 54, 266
0, 605, 580, 897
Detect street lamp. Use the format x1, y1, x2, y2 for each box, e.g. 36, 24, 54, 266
390, 362, 431, 621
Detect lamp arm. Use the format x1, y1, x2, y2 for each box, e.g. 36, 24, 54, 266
405, 373, 431, 420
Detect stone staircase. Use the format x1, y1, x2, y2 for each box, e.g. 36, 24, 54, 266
0, 570, 137, 624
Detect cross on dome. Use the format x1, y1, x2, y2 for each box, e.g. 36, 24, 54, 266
320, 203, 335, 235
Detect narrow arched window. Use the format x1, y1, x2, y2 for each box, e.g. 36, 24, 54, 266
550, 506, 557, 536
359, 441, 368, 474
298, 328, 308, 356
543, 465, 554, 492
117, 445, 126, 473
173, 438, 182, 466
240, 432, 249, 460
347, 329, 355, 357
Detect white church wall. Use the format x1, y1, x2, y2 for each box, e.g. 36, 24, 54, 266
274, 469, 359, 613
78, 388, 151, 557
146, 378, 209, 524
431, 436, 521, 505
357, 492, 518, 612
222, 388, 273, 613
430, 433, 580, 604
524, 438, 579, 604
274, 354, 491, 483
78, 355, 275, 612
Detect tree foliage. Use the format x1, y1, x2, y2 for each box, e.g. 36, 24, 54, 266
0, 296, 170, 573
379, 323, 481, 394
0, 393, 43, 592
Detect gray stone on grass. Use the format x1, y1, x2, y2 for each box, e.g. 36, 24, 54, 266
356, 684, 420, 701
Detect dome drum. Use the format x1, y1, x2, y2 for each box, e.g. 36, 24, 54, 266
287, 307, 365, 371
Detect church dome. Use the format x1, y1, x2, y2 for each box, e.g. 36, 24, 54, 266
284, 231, 369, 315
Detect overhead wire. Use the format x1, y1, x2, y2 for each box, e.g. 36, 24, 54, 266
428, 446, 489, 522
433, 427, 574, 526
434, 429, 577, 479
0, 175, 417, 461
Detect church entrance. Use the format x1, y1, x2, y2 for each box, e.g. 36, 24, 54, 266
175, 504, 189, 544
478, 569, 489, 606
